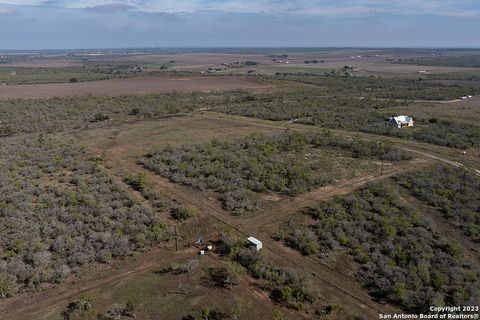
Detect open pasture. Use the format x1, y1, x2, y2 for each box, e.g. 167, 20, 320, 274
73, 113, 286, 155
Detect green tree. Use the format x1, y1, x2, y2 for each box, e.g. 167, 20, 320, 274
273, 286, 293, 303
170, 205, 196, 222
394, 282, 407, 303
125, 173, 147, 192
210, 262, 245, 289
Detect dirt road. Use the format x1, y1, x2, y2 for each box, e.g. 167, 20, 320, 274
96, 151, 405, 318
1, 112, 472, 319
203, 111, 480, 175
0, 248, 193, 320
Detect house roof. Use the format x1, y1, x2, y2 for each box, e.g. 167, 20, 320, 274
390, 115, 413, 124
247, 237, 262, 245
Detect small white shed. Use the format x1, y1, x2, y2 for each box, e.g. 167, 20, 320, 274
247, 237, 263, 251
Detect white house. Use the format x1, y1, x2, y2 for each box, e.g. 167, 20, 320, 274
388, 115, 414, 128
247, 237, 263, 251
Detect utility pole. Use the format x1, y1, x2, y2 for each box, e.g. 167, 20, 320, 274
380, 155, 384, 176
175, 226, 178, 252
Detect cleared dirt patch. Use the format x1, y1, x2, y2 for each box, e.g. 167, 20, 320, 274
72, 114, 284, 155
0, 76, 268, 99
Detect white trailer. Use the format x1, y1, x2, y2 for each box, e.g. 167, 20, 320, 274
247, 237, 263, 251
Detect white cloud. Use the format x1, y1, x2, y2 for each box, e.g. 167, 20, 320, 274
0, 1, 43, 5
86, 3, 134, 12
0, 6, 15, 14
0, 0, 478, 17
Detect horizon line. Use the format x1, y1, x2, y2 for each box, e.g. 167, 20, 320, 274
1, 46, 480, 52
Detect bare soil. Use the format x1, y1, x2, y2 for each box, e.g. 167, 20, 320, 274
0, 76, 268, 99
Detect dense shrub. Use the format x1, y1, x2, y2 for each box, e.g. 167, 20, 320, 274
2, 76, 477, 149
141, 131, 410, 214
219, 236, 318, 310
278, 74, 480, 100
291, 228, 320, 255
214, 76, 480, 149
292, 183, 479, 312
0, 66, 109, 85
221, 99, 480, 149
141, 132, 327, 214
170, 205, 196, 222
124, 173, 148, 192
217, 93, 397, 122
0, 137, 171, 296
395, 56, 480, 68
62, 296, 96, 320
92, 112, 109, 122
0, 91, 241, 137
208, 262, 245, 289
411, 120, 480, 149
395, 165, 480, 240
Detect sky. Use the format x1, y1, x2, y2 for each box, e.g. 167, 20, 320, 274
0, 0, 479, 49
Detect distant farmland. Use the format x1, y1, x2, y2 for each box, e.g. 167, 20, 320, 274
0, 76, 268, 99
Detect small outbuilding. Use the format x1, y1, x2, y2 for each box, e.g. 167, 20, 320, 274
388, 115, 414, 128
247, 237, 263, 251
195, 237, 204, 247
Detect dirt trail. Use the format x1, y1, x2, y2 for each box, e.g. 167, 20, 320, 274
2, 111, 465, 319
244, 159, 430, 230
398, 147, 461, 167
203, 112, 480, 175
0, 248, 194, 320
99, 151, 404, 317
394, 145, 480, 177
0, 159, 304, 320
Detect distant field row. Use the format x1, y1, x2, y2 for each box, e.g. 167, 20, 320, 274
1, 75, 479, 151
0, 76, 267, 99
